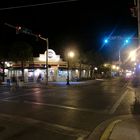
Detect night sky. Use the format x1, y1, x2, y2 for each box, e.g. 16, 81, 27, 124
0, 0, 137, 58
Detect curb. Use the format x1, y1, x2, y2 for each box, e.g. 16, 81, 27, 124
86, 115, 140, 140
100, 120, 122, 140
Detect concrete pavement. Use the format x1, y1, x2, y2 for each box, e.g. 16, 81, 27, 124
87, 81, 140, 140
109, 117, 140, 140
87, 115, 140, 140
1, 77, 138, 140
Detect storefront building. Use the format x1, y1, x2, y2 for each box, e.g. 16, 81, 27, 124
4, 49, 92, 82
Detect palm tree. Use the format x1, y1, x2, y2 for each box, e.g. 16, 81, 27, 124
9, 41, 33, 81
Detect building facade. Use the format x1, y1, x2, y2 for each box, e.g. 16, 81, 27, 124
4, 49, 92, 83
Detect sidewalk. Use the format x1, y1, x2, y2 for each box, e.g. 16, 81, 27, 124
109, 117, 140, 140
87, 81, 140, 140
87, 116, 140, 140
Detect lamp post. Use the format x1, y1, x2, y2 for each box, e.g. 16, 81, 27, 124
66, 51, 74, 85
119, 49, 121, 68
39, 36, 49, 85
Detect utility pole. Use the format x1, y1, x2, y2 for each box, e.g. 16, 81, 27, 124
132, 0, 140, 82
136, 0, 140, 77
4, 23, 49, 85
39, 36, 49, 85
137, 0, 140, 45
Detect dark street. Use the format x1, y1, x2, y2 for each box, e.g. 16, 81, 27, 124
0, 78, 135, 140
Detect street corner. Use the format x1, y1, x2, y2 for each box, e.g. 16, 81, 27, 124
99, 120, 122, 140
86, 115, 140, 140
109, 117, 140, 140
86, 118, 122, 140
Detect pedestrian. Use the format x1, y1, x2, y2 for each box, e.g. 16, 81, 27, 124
11, 76, 17, 91
7, 79, 11, 88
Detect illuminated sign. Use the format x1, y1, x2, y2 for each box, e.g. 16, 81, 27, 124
39, 49, 60, 62
48, 49, 55, 58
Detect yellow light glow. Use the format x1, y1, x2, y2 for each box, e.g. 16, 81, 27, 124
68, 51, 74, 58
129, 50, 136, 62
116, 66, 120, 70
75, 69, 78, 73
112, 65, 116, 69
104, 64, 107, 67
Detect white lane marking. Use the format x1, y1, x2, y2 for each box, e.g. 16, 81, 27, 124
24, 101, 106, 113
0, 99, 106, 114
0, 91, 9, 94
0, 113, 90, 138
96, 79, 104, 81
109, 89, 128, 114
1, 93, 32, 100
0, 90, 40, 100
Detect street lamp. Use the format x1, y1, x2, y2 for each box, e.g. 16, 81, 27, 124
129, 50, 136, 62
66, 51, 75, 85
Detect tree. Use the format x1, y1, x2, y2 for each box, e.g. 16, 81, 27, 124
77, 51, 88, 80
9, 41, 33, 81
85, 50, 105, 78
0, 42, 10, 82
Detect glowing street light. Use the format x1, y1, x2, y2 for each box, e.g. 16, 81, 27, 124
112, 65, 116, 70
129, 50, 136, 62
104, 64, 107, 67
66, 51, 75, 85
94, 67, 98, 70
116, 66, 120, 70
68, 51, 75, 58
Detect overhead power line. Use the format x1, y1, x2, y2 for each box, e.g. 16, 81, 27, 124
0, 0, 78, 11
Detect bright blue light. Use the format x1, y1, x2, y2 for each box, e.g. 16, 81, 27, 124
104, 39, 108, 43
125, 39, 129, 44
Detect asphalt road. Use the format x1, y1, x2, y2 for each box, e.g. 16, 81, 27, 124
0, 78, 135, 140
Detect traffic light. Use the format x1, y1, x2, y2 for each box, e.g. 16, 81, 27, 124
16, 26, 32, 35
22, 28, 32, 34
124, 39, 130, 44
16, 26, 21, 34
104, 39, 108, 43
125, 39, 129, 43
